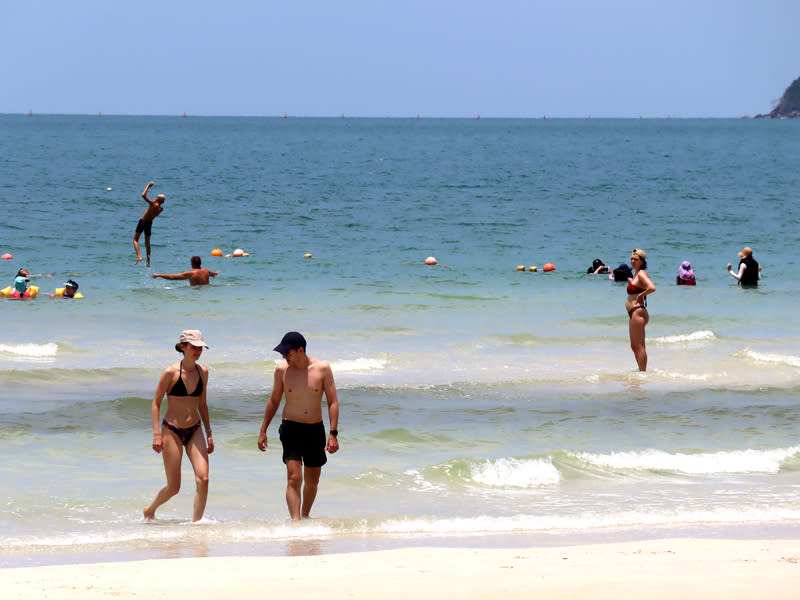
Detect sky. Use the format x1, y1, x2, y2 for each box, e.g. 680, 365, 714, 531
1, 0, 798, 118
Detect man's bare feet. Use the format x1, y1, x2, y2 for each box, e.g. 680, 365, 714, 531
135, 256, 142, 265
143, 506, 155, 520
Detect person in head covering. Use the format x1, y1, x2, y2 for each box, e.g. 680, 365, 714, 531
612, 263, 633, 281
50, 279, 82, 298
727, 246, 761, 287
626, 248, 656, 372
676, 261, 696, 285
144, 330, 214, 522
587, 258, 610, 274
12, 268, 31, 298
258, 331, 340, 520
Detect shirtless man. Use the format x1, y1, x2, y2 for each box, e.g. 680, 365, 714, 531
134, 181, 165, 266
258, 332, 339, 520
152, 256, 220, 285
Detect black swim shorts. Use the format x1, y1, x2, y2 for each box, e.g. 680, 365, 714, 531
135, 218, 153, 236
279, 420, 328, 467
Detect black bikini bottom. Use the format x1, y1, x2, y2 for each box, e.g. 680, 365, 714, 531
162, 419, 201, 445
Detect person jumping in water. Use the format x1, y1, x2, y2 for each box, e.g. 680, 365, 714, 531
134, 181, 165, 266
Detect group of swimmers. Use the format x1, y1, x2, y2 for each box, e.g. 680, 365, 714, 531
588, 246, 761, 288
4, 268, 81, 299
589, 246, 762, 372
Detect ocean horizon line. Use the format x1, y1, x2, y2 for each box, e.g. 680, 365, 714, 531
3, 111, 759, 120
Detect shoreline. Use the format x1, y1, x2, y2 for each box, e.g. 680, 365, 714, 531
4, 522, 800, 568
2, 537, 798, 600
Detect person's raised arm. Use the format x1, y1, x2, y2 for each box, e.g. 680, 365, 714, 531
141, 181, 156, 205
258, 366, 285, 451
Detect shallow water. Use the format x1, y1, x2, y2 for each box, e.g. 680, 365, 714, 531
1, 115, 799, 566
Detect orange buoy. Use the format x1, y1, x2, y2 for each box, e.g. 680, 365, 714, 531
304, 253, 313, 258
211, 248, 223, 257
1, 253, 12, 260
424, 256, 438, 265
516, 265, 525, 271
528, 266, 538, 272
543, 263, 555, 272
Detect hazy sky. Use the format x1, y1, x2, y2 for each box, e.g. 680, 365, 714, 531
2, 0, 797, 118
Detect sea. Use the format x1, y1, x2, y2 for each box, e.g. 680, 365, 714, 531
1, 114, 798, 567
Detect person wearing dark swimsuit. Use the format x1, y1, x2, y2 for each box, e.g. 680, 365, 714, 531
160, 361, 204, 444
258, 331, 340, 521
626, 249, 656, 372
144, 330, 214, 523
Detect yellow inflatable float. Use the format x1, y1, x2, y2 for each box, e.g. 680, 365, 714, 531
52, 287, 84, 299
1, 285, 39, 299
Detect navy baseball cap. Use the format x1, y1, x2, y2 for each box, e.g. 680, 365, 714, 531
273, 331, 307, 354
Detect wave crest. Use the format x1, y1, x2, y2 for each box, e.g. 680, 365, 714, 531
742, 349, 800, 368
330, 357, 388, 372
572, 447, 800, 475
653, 330, 715, 344
0, 342, 58, 359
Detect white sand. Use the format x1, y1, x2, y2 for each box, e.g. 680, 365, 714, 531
2, 538, 798, 600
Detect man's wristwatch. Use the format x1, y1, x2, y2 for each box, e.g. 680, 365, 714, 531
329, 430, 338, 437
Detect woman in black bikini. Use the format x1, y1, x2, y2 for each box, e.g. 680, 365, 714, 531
144, 330, 214, 522
626, 249, 656, 372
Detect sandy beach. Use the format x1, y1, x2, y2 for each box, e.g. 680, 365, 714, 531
2, 538, 798, 600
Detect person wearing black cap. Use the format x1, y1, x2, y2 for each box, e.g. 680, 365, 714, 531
586, 258, 610, 274
258, 331, 340, 520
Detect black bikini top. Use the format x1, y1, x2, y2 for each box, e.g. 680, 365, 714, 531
169, 362, 203, 397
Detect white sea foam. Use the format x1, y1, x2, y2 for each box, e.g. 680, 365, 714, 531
653, 330, 716, 344
0, 342, 58, 358
7, 505, 800, 553
330, 357, 388, 372
468, 457, 561, 488
572, 447, 800, 475
404, 469, 447, 493
374, 506, 800, 535
231, 522, 335, 540
742, 349, 800, 368
3, 520, 336, 549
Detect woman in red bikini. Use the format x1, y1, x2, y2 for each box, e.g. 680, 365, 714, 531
144, 330, 214, 522
626, 249, 656, 372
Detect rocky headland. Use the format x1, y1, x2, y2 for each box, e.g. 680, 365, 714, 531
754, 75, 800, 118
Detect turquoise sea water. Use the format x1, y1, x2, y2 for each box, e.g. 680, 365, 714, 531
1, 115, 799, 566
